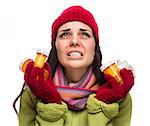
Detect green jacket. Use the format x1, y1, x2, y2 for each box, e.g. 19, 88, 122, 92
19, 87, 132, 126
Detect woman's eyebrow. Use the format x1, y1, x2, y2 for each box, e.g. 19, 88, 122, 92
60, 28, 71, 32
80, 28, 92, 33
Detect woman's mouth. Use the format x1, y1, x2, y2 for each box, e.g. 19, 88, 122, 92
68, 51, 83, 56
67, 51, 83, 59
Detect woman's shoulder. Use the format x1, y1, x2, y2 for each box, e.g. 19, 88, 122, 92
21, 85, 38, 105
119, 93, 132, 108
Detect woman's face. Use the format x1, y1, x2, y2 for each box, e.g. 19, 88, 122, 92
55, 21, 95, 70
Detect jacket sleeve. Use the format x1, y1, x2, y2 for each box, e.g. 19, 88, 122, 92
111, 94, 132, 126
86, 94, 119, 126
19, 87, 68, 126
19, 87, 37, 126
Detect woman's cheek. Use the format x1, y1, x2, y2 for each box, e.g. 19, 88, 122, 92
87, 48, 95, 63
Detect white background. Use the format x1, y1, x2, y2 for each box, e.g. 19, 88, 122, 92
0, 0, 149, 125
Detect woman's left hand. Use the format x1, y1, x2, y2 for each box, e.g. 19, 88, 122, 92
96, 68, 134, 104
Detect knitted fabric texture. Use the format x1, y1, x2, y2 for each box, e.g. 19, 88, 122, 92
86, 94, 119, 119
36, 101, 68, 122
51, 5, 99, 43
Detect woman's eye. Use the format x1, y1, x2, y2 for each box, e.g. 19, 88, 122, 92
59, 32, 70, 38
81, 32, 90, 38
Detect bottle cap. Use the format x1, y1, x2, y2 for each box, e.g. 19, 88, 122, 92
100, 60, 116, 71
36, 49, 49, 57
19, 58, 33, 72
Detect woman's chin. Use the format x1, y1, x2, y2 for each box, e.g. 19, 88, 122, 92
63, 62, 88, 69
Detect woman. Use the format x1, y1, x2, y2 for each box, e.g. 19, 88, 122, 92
17, 6, 134, 126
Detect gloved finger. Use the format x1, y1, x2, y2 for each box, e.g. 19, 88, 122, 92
120, 68, 134, 90
25, 65, 44, 94
38, 68, 45, 84
30, 67, 41, 82
120, 68, 134, 84
44, 62, 51, 74
24, 61, 34, 83
27, 67, 42, 91
104, 74, 119, 88
44, 62, 52, 80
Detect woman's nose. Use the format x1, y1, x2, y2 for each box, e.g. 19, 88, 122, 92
69, 34, 80, 47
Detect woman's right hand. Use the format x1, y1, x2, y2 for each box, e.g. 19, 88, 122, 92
24, 62, 61, 104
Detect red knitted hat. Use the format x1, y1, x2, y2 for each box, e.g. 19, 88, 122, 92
51, 6, 99, 44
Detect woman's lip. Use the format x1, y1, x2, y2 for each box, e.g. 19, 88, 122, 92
67, 50, 84, 56
66, 55, 83, 59
66, 51, 83, 59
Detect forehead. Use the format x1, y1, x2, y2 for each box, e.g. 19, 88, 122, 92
57, 21, 92, 32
